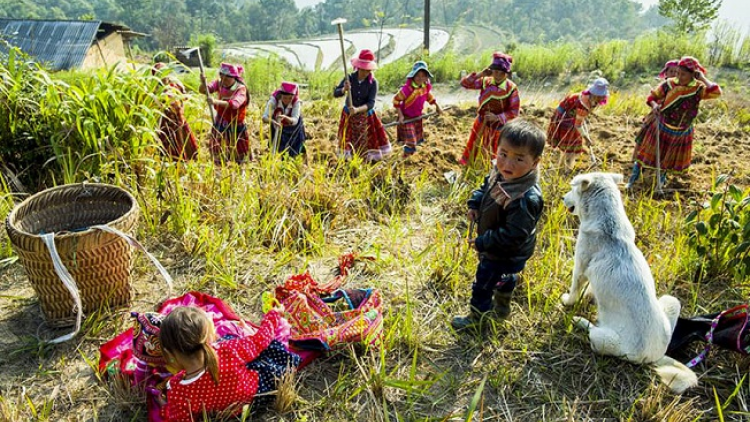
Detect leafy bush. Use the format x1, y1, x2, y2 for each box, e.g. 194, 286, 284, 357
191, 33, 217, 67
0, 50, 163, 189
686, 175, 750, 281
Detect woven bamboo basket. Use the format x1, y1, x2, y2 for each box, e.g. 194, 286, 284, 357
6, 183, 139, 327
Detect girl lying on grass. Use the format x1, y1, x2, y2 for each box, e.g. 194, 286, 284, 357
159, 306, 297, 421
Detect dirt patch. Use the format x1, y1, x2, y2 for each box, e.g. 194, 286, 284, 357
303, 103, 750, 190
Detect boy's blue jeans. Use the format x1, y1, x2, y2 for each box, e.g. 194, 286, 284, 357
470, 258, 521, 313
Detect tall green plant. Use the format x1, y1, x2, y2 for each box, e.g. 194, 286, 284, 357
0, 48, 59, 188
686, 175, 750, 281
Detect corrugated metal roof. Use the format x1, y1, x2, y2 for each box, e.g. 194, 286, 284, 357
0, 19, 103, 71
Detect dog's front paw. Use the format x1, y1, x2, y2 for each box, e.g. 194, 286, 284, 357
572, 316, 592, 331
561, 293, 576, 307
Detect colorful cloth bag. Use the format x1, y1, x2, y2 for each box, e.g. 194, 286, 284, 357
281, 288, 383, 351
274, 253, 383, 351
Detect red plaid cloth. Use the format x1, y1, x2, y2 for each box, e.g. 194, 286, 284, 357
337, 109, 391, 161
459, 117, 502, 166
397, 120, 423, 155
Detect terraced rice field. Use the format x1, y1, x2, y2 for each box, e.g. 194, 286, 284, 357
223, 28, 451, 71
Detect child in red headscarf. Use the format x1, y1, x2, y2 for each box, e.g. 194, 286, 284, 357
152, 63, 199, 161
629, 59, 680, 162
459, 52, 520, 167
333, 49, 391, 161
200, 63, 251, 164
262, 81, 306, 157
626, 56, 722, 189
392, 61, 442, 156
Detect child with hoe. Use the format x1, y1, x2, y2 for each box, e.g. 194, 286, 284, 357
333, 49, 391, 161
392, 61, 442, 156
158, 306, 291, 421
459, 52, 520, 166
626, 56, 721, 189
546, 77, 609, 171
262, 81, 306, 157
452, 119, 546, 330
200, 63, 251, 164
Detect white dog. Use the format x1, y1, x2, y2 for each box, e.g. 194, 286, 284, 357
561, 172, 697, 394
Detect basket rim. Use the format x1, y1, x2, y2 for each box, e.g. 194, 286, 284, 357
6, 182, 138, 240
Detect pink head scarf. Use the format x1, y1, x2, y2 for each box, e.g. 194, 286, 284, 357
272, 81, 300, 104
219, 63, 245, 83
489, 52, 512, 73
658, 60, 679, 78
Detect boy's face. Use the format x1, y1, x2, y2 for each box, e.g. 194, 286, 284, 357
413, 70, 429, 85
495, 138, 539, 180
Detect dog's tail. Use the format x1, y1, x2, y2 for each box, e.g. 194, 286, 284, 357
651, 355, 698, 394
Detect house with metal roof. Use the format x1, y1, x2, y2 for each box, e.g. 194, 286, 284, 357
0, 19, 147, 71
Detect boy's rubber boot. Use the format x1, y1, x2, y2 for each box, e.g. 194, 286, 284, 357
451, 309, 483, 331
492, 291, 513, 319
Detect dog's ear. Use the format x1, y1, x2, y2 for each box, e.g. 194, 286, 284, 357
608, 173, 624, 184
579, 178, 591, 192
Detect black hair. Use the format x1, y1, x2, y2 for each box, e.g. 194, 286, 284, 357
499, 118, 546, 158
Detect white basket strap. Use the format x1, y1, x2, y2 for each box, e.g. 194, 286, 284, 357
91, 225, 174, 294
40, 233, 83, 344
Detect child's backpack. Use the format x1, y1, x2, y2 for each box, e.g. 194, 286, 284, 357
667, 303, 750, 367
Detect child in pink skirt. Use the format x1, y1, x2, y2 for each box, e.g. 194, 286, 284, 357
392, 61, 442, 156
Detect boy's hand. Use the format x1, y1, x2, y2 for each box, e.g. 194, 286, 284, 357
484, 113, 498, 123
467, 209, 478, 222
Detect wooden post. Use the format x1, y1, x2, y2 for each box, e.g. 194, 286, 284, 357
423, 0, 430, 54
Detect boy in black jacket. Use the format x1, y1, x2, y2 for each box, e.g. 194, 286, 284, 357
452, 119, 546, 330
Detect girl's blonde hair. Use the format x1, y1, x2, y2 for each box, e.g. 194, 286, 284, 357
160, 306, 220, 384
